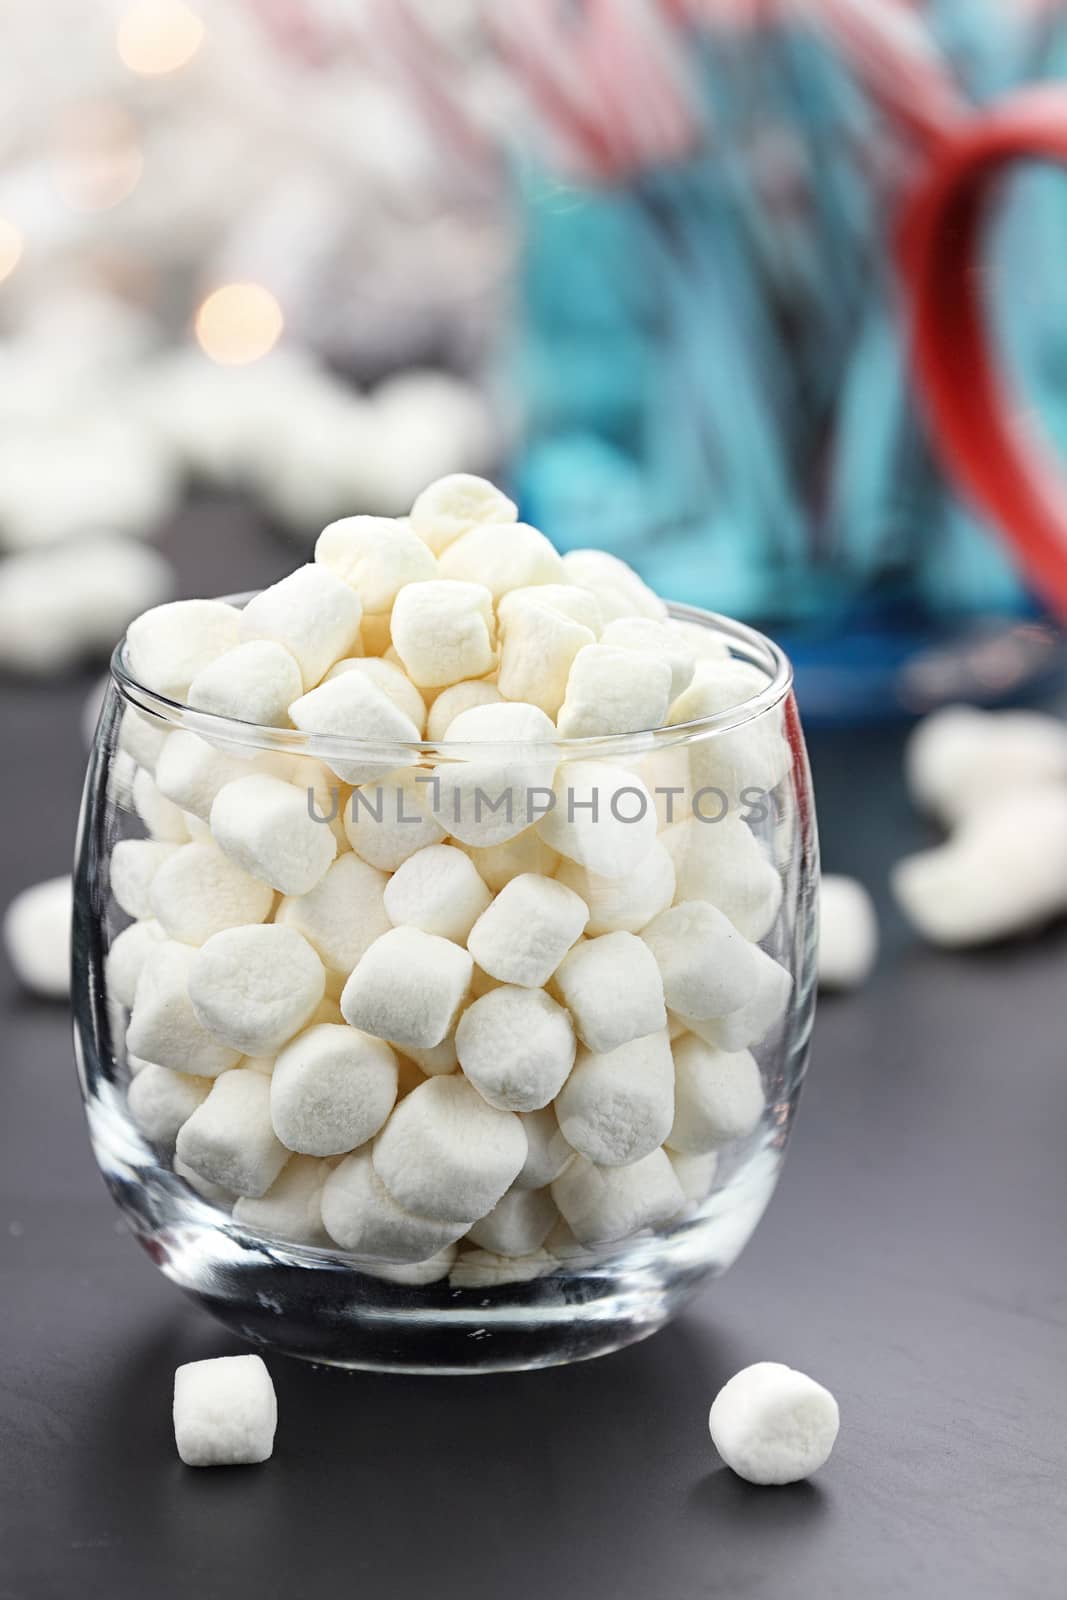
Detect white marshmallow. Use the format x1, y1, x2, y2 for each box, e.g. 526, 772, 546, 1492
681, 946, 792, 1052
390, 579, 495, 689
425, 679, 503, 742
434, 701, 558, 847
456, 986, 576, 1112
560, 549, 667, 622
289, 672, 421, 786
514, 1106, 574, 1190
401, 1036, 459, 1076
668, 1038, 765, 1154
668, 661, 792, 799
110, 839, 179, 919
189, 926, 325, 1056
818, 875, 879, 991
149, 841, 274, 946
373, 1074, 528, 1223
905, 705, 1067, 824
662, 816, 783, 943
315, 514, 437, 612
669, 618, 732, 662
126, 600, 241, 699
557, 645, 673, 740
187, 640, 303, 728
173, 1355, 277, 1468
270, 1024, 398, 1156
497, 598, 596, 718
553, 932, 666, 1053
361, 1245, 458, 1285
239, 565, 362, 689
551, 1149, 683, 1246
438, 521, 564, 600
106, 917, 167, 1008
126, 942, 242, 1078
118, 706, 168, 773
232, 1155, 329, 1246
3, 875, 72, 999
497, 583, 603, 636
449, 1247, 554, 1288
467, 872, 588, 988
286, 757, 351, 853
176, 1067, 290, 1198
155, 731, 291, 822
210, 774, 337, 896
641, 901, 761, 1021
537, 761, 658, 879
276, 854, 390, 978
340, 927, 472, 1049
321, 1147, 470, 1261
556, 840, 675, 935
668, 1149, 719, 1205
709, 1363, 839, 1485
174, 1155, 234, 1206
132, 766, 190, 842
599, 617, 696, 702
466, 1186, 558, 1255
343, 768, 446, 871
383, 844, 491, 944
464, 831, 561, 893
127, 1063, 211, 1144
324, 657, 426, 735
555, 1030, 675, 1167
410, 473, 518, 556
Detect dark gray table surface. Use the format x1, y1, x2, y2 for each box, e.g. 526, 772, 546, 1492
1, 500, 1065, 1599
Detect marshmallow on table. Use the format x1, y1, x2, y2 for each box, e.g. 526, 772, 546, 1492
149, 841, 274, 946
905, 704, 1067, 825
238, 564, 362, 690
556, 840, 674, 935
642, 901, 761, 1022
110, 839, 179, 920
434, 701, 558, 847
210, 774, 337, 896
189, 926, 325, 1057
465, 831, 561, 893
456, 985, 576, 1112
270, 1024, 398, 1156
668, 1037, 765, 1154
667, 661, 792, 800
560, 549, 668, 622
661, 816, 783, 944
315, 514, 437, 613
709, 1363, 839, 1486
187, 640, 303, 728
438, 521, 565, 599
324, 657, 426, 734
818, 875, 879, 991
467, 872, 588, 987
551, 1149, 684, 1246
668, 1149, 719, 1205
383, 844, 491, 943
410, 473, 518, 556
425, 679, 502, 742
155, 731, 291, 821
599, 617, 696, 702
373, 1073, 528, 1223
391, 579, 495, 689
132, 767, 190, 843
125, 600, 241, 699
553, 931, 666, 1054
320, 1146, 470, 1261
126, 942, 242, 1078
537, 761, 658, 879
3, 875, 72, 999
555, 1029, 675, 1167
289, 672, 421, 786
106, 917, 167, 1008
128, 1063, 211, 1145
233, 1155, 330, 1246
497, 598, 596, 718
176, 1067, 290, 1197
680, 945, 793, 1052
341, 926, 472, 1049
173, 1354, 277, 1468
343, 768, 446, 871
466, 1186, 558, 1255
276, 853, 390, 978
556, 645, 673, 740
514, 1107, 574, 1189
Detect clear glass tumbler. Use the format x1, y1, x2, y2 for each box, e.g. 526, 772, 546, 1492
73, 600, 818, 1373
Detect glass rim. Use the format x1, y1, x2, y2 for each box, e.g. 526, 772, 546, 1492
109, 595, 793, 763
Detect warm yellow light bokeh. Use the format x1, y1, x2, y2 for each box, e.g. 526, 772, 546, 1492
117, 0, 205, 77
0, 217, 24, 284
194, 283, 285, 365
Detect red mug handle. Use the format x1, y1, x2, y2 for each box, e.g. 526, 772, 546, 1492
898, 85, 1067, 622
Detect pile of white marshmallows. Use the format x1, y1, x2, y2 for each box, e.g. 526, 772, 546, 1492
108, 475, 796, 1288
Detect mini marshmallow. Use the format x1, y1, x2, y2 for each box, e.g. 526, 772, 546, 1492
118, 706, 168, 773
149, 841, 275, 946
669, 618, 732, 662
173, 1355, 277, 1468
668, 1149, 719, 1205
126, 599, 241, 699
155, 731, 291, 822
599, 617, 696, 702
681, 946, 793, 1052
818, 875, 879, 991
106, 917, 167, 1008
537, 761, 658, 880
110, 839, 179, 919
496, 598, 596, 718
425, 679, 503, 742
456, 985, 576, 1112
551, 1149, 683, 1246
210, 774, 337, 896
383, 844, 491, 943
556, 840, 675, 935
560, 549, 667, 622
187, 639, 303, 728
497, 583, 603, 636
324, 657, 426, 734
315, 514, 437, 612
320, 1146, 470, 1261
270, 1024, 398, 1156
3, 875, 72, 998
343, 768, 446, 871
233, 1155, 330, 1245
390, 579, 495, 689
189, 926, 325, 1056
668, 661, 792, 799
662, 816, 783, 943
557, 645, 673, 740
514, 1107, 574, 1190
238, 564, 362, 689
466, 1186, 559, 1255
668, 1038, 765, 1154
373, 1074, 528, 1223
438, 521, 564, 600
905, 704, 1067, 825
174, 1156, 234, 1206
289, 672, 421, 786
553, 932, 666, 1054
410, 473, 518, 555
176, 1067, 290, 1198
287, 756, 351, 853
276, 853, 390, 978
132, 766, 190, 842
434, 701, 558, 847
642, 901, 761, 1021
449, 1247, 554, 1288
126, 942, 242, 1078
341, 926, 472, 1049
465, 831, 561, 893
362, 1245, 458, 1285
555, 1030, 675, 1167
709, 1363, 839, 1486
127, 1063, 211, 1144
401, 1035, 459, 1076
467, 872, 587, 988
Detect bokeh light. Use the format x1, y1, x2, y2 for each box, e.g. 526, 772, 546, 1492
194, 283, 284, 365
117, 0, 205, 77
0, 217, 24, 284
